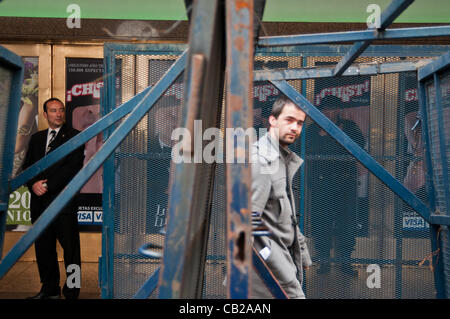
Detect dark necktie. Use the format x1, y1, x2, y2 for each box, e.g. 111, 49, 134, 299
46, 130, 56, 154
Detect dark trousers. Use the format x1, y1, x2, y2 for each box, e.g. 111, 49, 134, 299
33, 213, 81, 298
312, 210, 356, 263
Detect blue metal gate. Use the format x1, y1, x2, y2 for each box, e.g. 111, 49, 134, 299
99, 43, 449, 299
100, 43, 187, 298
418, 51, 450, 298
0, 46, 23, 259
1, 0, 450, 300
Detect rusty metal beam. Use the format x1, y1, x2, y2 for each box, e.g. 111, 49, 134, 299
225, 0, 255, 299
158, 0, 226, 299
254, 59, 433, 81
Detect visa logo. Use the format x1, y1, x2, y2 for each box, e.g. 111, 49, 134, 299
78, 211, 93, 223
403, 217, 429, 229
94, 211, 103, 223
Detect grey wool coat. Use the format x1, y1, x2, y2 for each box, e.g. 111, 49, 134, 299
251, 133, 312, 299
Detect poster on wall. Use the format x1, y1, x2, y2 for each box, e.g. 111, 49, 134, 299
66, 58, 104, 229
306, 61, 370, 237
399, 71, 430, 236
7, 57, 39, 230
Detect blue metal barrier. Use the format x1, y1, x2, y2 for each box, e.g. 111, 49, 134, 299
258, 26, 450, 48
3, 0, 450, 300
100, 43, 449, 299
271, 80, 432, 223
417, 51, 450, 298
0, 46, 23, 258
0, 50, 187, 280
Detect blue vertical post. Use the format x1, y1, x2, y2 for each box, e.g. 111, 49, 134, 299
0, 46, 24, 259
158, 0, 226, 299
101, 46, 116, 298
433, 73, 450, 216
299, 55, 307, 295
299, 56, 307, 235
431, 73, 449, 299
417, 78, 447, 299
394, 72, 407, 298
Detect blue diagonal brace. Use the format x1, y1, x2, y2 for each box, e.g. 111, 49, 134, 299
258, 26, 450, 47
334, 0, 415, 76
133, 268, 161, 299
0, 46, 24, 260
271, 80, 432, 223
0, 50, 187, 279
254, 59, 432, 82
225, 0, 255, 299
158, 0, 226, 299
252, 248, 288, 299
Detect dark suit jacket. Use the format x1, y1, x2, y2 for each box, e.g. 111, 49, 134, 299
23, 124, 85, 221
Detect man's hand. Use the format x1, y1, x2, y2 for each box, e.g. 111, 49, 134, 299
32, 179, 48, 196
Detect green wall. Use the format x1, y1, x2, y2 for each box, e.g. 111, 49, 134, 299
0, 0, 449, 23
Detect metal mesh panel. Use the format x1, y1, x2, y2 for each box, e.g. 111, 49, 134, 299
111, 54, 183, 298
107, 49, 438, 299
252, 55, 436, 298
202, 162, 227, 298
426, 81, 446, 216
438, 70, 450, 218
301, 57, 435, 298
440, 74, 450, 289
424, 69, 450, 297
440, 71, 450, 190
443, 227, 450, 297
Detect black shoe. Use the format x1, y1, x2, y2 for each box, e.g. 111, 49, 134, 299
26, 292, 61, 299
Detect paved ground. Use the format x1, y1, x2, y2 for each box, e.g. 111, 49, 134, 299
0, 230, 102, 299
0, 260, 101, 299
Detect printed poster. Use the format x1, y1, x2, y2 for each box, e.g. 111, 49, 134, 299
7, 57, 39, 228
66, 58, 104, 227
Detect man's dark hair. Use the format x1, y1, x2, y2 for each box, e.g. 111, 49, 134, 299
43, 97, 64, 113
270, 95, 301, 119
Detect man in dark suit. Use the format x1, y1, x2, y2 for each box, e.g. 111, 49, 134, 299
305, 100, 365, 278
23, 98, 85, 299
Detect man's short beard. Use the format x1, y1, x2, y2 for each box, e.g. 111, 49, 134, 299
279, 136, 296, 146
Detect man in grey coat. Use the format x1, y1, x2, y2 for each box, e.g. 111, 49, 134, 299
251, 95, 312, 299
